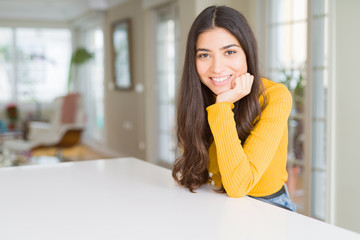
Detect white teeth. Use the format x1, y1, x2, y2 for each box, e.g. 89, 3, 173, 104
211, 75, 231, 82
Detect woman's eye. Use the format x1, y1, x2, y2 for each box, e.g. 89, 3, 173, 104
225, 50, 236, 55
198, 53, 210, 58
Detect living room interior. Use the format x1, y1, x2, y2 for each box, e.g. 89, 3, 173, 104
0, 0, 359, 235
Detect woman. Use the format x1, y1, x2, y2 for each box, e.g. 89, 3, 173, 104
172, 5, 296, 212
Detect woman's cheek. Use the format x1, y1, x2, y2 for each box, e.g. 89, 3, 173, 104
196, 66, 205, 81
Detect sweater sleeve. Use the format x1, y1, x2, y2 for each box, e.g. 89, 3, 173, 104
206, 84, 292, 198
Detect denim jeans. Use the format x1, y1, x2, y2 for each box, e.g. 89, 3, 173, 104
249, 184, 296, 212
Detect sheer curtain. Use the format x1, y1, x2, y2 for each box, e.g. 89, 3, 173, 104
77, 28, 105, 143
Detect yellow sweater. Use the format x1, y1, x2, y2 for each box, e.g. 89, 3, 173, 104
206, 78, 292, 198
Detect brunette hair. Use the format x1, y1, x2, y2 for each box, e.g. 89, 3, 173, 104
172, 6, 267, 192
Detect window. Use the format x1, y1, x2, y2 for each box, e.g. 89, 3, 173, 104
267, 0, 329, 220
0, 28, 71, 105
309, 0, 329, 221
0, 28, 13, 103
154, 4, 179, 167
268, 0, 308, 214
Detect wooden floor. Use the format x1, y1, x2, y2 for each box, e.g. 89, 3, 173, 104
32, 144, 111, 162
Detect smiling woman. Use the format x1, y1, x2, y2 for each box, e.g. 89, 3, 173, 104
195, 27, 250, 101
172, 5, 296, 212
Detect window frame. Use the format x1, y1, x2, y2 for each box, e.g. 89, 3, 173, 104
262, 0, 332, 221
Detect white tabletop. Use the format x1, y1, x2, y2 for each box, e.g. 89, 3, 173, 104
0, 158, 359, 240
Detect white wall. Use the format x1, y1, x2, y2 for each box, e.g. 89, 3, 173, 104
104, 0, 146, 160
333, 0, 360, 233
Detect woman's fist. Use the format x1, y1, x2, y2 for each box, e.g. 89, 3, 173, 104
216, 73, 254, 103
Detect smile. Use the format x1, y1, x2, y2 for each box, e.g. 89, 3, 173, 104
210, 75, 232, 82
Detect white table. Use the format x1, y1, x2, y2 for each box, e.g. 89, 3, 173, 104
0, 158, 359, 240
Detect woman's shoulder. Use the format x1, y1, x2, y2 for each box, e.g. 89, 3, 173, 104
261, 77, 291, 98
260, 77, 292, 106
261, 77, 287, 91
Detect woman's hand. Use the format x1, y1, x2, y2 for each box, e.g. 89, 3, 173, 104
216, 73, 254, 103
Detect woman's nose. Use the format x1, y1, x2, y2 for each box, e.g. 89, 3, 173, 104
210, 56, 225, 73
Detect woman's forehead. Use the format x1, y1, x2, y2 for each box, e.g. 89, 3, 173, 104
196, 27, 240, 49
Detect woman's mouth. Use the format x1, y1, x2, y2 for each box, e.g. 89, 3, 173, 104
209, 75, 232, 86
210, 75, 232, 82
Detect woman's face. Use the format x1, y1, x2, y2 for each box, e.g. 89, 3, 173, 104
195, 27, 248, 95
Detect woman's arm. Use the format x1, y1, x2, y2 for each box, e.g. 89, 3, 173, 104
206, 83, 292, 197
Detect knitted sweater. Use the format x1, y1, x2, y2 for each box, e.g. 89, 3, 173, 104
206, 78, 292, 198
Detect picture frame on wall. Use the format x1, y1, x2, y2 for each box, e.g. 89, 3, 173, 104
112, 19, 132, 90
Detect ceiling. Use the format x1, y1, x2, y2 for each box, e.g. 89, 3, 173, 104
0, 0, 128, 22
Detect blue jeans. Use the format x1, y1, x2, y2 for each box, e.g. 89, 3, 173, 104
249, 184, 296, 212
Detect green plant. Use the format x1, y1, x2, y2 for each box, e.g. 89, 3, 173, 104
5, 104, 18, 130
67, 47, 93, 92
6, 104, 18, 121
280, 66, 305, 105
0, 46, 10, 62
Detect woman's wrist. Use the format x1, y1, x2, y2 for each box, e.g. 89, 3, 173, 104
206, 102, 234, 112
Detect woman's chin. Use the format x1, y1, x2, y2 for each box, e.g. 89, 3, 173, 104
212, 86, 231, 96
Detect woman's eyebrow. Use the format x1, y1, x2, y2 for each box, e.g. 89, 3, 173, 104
221, 44, 241, 50
196, 48, 210, 53
196, 44, 240, 52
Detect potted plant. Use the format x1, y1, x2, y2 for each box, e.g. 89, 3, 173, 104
67, 47, 93, 92
280, 65, 305, 113
5, 104, 18, 130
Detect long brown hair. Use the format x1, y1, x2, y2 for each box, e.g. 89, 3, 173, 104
172, 6, 267, 192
